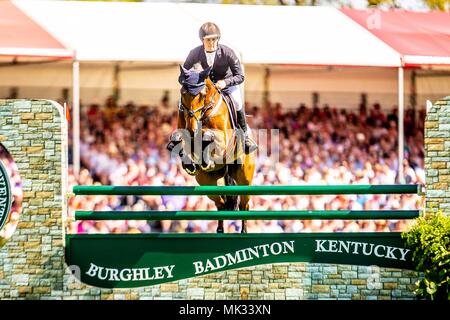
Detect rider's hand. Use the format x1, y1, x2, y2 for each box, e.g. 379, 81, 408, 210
216, 80, 226, 90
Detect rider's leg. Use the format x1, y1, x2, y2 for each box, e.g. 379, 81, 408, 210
229, 86, 258, 154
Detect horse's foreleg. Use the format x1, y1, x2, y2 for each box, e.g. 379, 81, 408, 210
217, 219, 224, 233
233, 153, 255, 234
177, 109, 186, 129
195, 172, 226, 233
167, 110, 187, 152
239, 195, 250, 233
205, 195, 225, 233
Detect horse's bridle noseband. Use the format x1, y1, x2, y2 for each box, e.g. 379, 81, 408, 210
179, 90, 222, 123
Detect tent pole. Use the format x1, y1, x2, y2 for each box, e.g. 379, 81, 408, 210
398, 66, 405, 184
113, 63, 120, 104
263, 67, 270, 107
410, 69, 417, 127
72, 60, 80, 178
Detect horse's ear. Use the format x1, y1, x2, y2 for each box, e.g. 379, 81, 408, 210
180, 65, 188, 73
199, 66, 212, 81
179, 65, 189, 80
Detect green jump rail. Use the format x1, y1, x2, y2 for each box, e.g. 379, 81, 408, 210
72, 184, 421, 196
75, 210, 420, 221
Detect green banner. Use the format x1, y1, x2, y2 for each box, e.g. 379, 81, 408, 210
65, 233, 414, 289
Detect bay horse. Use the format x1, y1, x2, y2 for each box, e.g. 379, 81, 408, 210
167, 66, 255, 233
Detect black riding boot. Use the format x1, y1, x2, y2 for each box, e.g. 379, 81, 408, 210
236, 109, 258, 154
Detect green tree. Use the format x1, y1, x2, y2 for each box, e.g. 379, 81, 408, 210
367, 0, 398, 8
423, 0, 450, 10
402, 210, 450, 300
75, 0, 143, 2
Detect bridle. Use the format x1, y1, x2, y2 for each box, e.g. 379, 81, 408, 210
179, 86, 223, 123
178, 83, 239, 165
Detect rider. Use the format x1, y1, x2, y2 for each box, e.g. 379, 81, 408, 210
179, 22, 258, 154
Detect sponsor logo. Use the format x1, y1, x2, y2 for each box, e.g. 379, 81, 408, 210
85, 263, 175, 282
0, 161, 12, 231
315, 239, 410, 261
193, 241, 295, 275
85, 241, 295, 283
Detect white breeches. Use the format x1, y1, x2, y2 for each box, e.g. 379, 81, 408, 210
227, 85, 243, 111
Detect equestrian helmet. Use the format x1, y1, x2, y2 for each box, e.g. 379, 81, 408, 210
199, 22, 221, 40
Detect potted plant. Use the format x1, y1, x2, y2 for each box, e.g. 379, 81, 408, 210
402, 210, 450, 300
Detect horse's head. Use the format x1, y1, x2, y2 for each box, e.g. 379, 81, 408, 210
179, 65, 218, 135
177, 65, 226, 173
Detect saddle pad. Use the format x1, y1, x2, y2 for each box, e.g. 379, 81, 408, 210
222, 92, 238, 130
221, 92, 245, 161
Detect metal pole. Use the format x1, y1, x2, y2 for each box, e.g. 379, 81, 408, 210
398, 66, 405, 184
410, 69, 417, 126
75, 210, 420, 221
72, 184, 420, 196
72, 60, 80, 178
113, 63, 120, 104
263, 67, 270, 107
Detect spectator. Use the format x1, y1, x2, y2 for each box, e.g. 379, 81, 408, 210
67, 99, 425, 234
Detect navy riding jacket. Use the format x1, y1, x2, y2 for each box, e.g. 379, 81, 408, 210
179, 44, 244, 93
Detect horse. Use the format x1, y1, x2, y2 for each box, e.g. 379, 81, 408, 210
167, 65, 255, 233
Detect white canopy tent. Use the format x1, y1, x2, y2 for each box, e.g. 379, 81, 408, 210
12, 1, 449, 182
15, 1, 401, 66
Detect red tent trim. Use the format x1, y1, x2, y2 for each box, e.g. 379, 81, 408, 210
341, 8, 450, 67
0, 1, 73, 59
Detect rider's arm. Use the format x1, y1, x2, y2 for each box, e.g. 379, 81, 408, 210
224, 49, 244, 87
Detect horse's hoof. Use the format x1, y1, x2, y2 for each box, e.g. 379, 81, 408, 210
201, 161, 214, 171
216, 228, 224, 233
182, 164, 198, 176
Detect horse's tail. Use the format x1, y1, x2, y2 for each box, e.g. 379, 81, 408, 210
223, 165, 239, 211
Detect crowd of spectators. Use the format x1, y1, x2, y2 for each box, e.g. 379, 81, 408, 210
67, 99, 425, 234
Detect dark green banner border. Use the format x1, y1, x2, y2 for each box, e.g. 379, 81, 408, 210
65, 232, 414, 289
0, 160, 12, 231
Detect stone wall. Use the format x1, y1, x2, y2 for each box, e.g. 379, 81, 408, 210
425, 96, 450, 214
0, 99, 67, 298
0, 98, 439, 300
64, 264, 417, 300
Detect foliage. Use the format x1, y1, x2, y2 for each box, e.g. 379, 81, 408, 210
75, 0, 143, 2
423, 0, 450, 10
221, 0, 315, 5
220, 0, 450, 10
402, 210, 450, 300
78, 0, 449, 10
367, 0, 397, 7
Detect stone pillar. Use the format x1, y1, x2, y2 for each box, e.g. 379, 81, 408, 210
425, 96, 450, 214
0, 99, 68, 299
